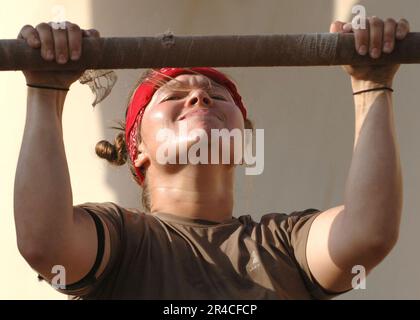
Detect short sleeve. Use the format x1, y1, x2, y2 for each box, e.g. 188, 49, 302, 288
262, 209, 346, 299
278, 208, 350, 299
38, 202, 124, 298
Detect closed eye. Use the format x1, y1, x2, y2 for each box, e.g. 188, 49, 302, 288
162, 95, 227, 102
211, 95, 227, 101
161, 95, 182, 102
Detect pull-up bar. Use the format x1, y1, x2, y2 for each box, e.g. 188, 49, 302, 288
1, 32, 420, 71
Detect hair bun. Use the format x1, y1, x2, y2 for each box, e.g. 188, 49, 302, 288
95, 132, 127, 166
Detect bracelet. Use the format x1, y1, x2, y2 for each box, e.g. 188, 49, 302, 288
26, 83, 69, 91
353, 87, 394, 95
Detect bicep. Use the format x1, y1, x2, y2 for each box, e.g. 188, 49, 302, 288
36, 206, 111, 286
306, 205, 375, 293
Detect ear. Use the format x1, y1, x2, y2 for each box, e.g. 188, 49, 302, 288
134, 142, 150, 169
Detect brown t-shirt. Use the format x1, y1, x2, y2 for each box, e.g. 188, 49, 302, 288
45, 202, 347, 300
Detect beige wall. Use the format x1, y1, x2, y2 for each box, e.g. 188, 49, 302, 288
1, 0, 420, 299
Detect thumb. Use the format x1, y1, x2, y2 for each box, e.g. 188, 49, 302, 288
329, 20, 346, 33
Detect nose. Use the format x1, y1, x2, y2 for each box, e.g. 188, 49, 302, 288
187, 89, 212, 107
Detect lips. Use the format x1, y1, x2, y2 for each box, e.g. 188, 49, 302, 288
179, 109, 223, 121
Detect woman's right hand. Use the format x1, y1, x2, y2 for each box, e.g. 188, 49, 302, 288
18, 21, 100, 89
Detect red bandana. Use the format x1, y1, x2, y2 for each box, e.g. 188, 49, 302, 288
125, 67, 247, 185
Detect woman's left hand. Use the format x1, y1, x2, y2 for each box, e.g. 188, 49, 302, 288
330, 17, 410, 89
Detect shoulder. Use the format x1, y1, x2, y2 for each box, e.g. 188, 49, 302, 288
236, 208, 322, 249
74, 202, 154, 244
75, 201, 146, 223
236, 208, 321, 229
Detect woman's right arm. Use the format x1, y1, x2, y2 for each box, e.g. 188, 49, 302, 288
13, 22, 111, 286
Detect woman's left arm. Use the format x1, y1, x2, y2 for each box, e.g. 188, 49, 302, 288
305, 17, 409, 294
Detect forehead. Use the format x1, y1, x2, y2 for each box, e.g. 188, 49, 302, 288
157, 74, 227, 92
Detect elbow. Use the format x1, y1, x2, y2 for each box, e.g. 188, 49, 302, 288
345, 206, 402, 261
363, 230, 399, 263
17, 240, 48, 269
374, 230, 399, 252
366, 212, 401, 257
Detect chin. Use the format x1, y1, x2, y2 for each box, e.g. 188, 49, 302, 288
186, 118, 226, 134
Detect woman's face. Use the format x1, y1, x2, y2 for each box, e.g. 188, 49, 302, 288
136, 74, 245, 167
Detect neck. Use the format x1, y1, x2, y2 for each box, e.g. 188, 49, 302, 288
147, 164, 235, 223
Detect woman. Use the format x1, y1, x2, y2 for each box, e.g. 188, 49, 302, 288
14, 16, 409, 299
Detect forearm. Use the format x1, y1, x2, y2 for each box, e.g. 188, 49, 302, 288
14, 88, 74, 254
343, 80, 403, 247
